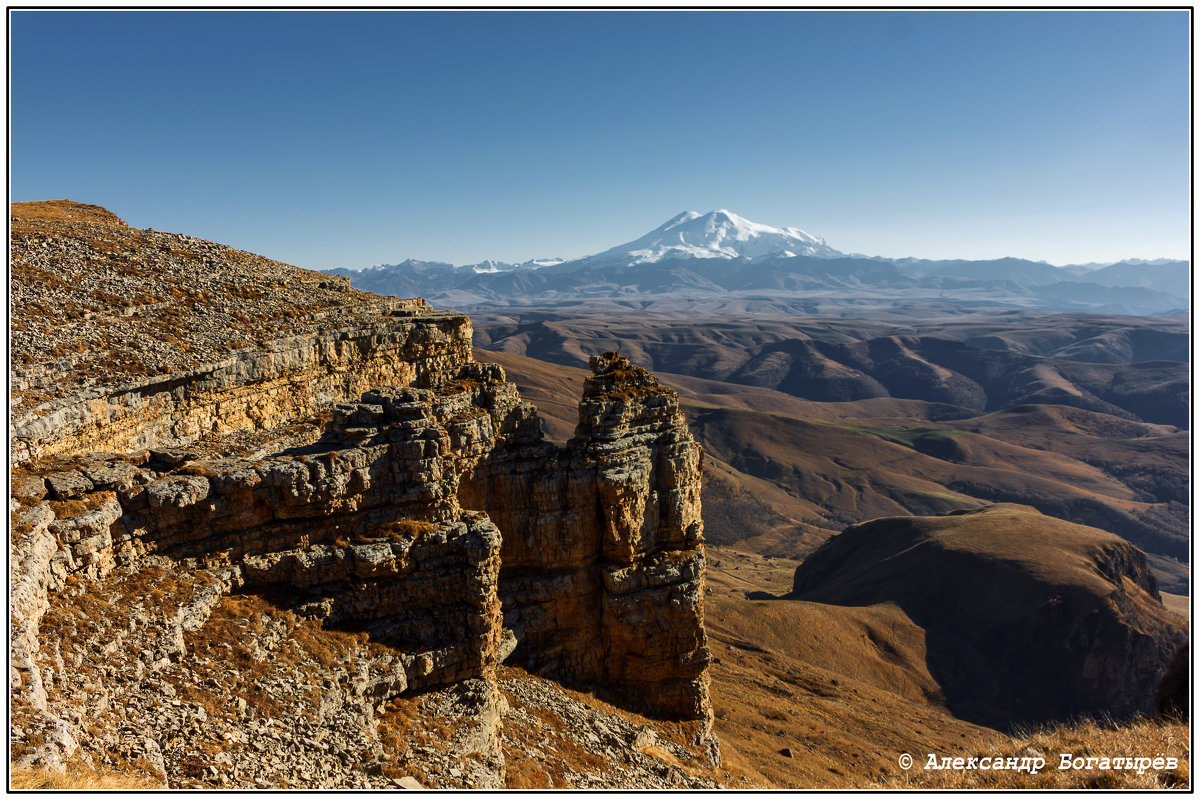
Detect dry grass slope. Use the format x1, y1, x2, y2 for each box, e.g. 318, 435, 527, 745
10, 199, 422, 414
878, 718, 1190, 789
789, 505, 1186, 729
9, 763, 163, 790
704, 545, 1191, 789
481, 346, 1188, 591
10, 199, 128, 229
703, 546, 1004, 788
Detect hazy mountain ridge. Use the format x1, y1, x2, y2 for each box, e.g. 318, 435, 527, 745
327, 210, 1190, 316
474, 312, 1189, 426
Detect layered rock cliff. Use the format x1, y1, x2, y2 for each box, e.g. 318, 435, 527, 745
460, 353, 711, 722
9, 201, 717, 788
10, 199, 456, 463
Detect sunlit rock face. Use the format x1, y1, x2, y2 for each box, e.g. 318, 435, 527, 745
10, 202, 717, 783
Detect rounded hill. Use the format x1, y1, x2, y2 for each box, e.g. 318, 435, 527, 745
789, 504, 1186, 729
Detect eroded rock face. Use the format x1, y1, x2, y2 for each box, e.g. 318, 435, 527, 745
9, 202, 715, 785
10, 351, 715, 782
460, 352, 712, 724
10, 310, 469, 464
10, 199, 450, 464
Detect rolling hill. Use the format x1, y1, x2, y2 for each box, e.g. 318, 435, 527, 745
474, 312, 1189, 427
788, 505, 1186, 729
478, 343, 1189, 593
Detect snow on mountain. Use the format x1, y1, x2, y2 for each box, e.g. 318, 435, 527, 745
463, 257, 566, 274
342, 211, 833, 273
327, 208, 1187, 315
577, 209, 843, 266
343, 257, 564, 274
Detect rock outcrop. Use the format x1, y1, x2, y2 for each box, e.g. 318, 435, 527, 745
10, 308, 468, 464
9, 202, 716, 788
460, 353, 711, 722
9, 198, 445, 463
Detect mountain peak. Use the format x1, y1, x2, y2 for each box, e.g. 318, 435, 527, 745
593, 209, 840, 265
663, 210, 703, 227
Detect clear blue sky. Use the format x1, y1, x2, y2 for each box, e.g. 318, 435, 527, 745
10, 9, 1191, 268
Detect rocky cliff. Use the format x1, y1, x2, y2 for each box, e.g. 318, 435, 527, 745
9, 201, 717, 788
460, 353, 711, 722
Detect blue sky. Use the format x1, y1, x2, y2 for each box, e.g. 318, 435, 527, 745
10, 9, 1191, 268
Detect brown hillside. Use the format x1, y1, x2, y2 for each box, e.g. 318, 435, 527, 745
473, 311, 1189, 426
691, 405, 1186, 562
11, 199, 128, 229
705, 546, 1189, 789
701, 545, 1004, 788
481, 348, 1188, 590
10, 201, 423, 425
789, 504, 1186, 729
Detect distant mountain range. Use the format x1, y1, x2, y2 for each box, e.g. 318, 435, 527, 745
325, 210, 1190, 316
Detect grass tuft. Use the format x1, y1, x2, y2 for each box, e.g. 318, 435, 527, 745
9, 763, 162, 790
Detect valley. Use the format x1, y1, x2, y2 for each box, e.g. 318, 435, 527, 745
467, 297, 1190, 788
477, 315, 1190, 593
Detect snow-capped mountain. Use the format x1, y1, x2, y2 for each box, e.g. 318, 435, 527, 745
576, 209, 842, 266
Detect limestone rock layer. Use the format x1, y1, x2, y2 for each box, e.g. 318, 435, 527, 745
460, 353, 711, 720
11, 339, 714, 778
10, 202, 715, 782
